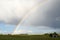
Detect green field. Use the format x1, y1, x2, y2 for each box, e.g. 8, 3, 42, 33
0, 35, 60, 40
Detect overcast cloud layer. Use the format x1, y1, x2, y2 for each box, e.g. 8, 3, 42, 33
23, 0, 60, 29
0, 0, 60, 29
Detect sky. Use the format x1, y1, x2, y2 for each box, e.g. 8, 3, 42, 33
0, 0, 60, 34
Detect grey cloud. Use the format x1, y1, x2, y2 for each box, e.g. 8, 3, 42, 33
24, 0, 60, 28
0, 17, 21, 25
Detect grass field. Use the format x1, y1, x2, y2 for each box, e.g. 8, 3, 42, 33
0, 34, 60, 40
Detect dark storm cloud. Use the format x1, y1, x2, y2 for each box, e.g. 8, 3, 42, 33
28, 0, 60, 28
47, 0, 60, 28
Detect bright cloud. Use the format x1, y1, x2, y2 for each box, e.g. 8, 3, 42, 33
13, 30, 32, 34
0, 30, 2, 33
0, 0, 38, 25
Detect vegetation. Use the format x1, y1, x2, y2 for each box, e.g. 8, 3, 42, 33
0, 34, 60, 40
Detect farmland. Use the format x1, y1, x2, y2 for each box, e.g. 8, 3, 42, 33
0, 34, 60, 40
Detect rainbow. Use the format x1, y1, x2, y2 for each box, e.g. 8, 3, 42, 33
12, 0, 48, 34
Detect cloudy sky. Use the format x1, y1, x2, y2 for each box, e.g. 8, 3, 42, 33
0, 0, 60, 34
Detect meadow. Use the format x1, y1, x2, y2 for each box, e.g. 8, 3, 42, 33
0, 34, 60, 40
